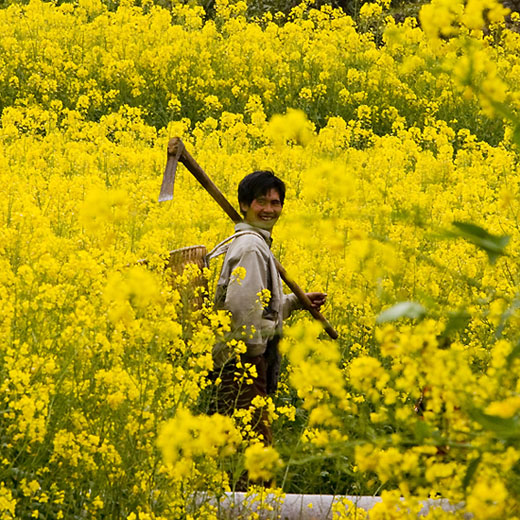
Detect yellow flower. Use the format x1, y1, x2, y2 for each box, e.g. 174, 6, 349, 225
0, 484, 16, 517
157, 409, 241, 479
485, 396, 520, 418
244, 442, 282, 482
256, 288, 271, 308
231, 266, 246, 286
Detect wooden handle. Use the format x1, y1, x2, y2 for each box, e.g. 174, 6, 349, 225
178, 144, 242, 224
169, 138, 339, 340
274, 259, 338, 340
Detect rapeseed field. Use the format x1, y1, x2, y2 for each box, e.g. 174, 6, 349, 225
1, 0, 520, 517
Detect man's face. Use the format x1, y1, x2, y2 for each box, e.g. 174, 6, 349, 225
240, 188, 283, 231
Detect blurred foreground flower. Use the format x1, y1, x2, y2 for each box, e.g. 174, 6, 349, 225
244, 442, 283, 482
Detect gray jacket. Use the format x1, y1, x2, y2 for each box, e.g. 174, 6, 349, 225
209, 222, 300, 368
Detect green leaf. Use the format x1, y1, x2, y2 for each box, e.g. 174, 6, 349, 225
443, 309, 471, 337
376, 301, 426, 324
495, 298, 520, 340
413, 419, 432, 443
513, 123, 520, 149
469, 407, 520, 441
449, 221, 510, 264
506, 340, 520, 366
463, 455, 481, 491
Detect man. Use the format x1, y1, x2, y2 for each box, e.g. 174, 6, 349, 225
209, 170, 326, 445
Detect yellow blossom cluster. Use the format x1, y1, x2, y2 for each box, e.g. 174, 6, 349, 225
0, 0, 519, 142
2, 0, 520, 517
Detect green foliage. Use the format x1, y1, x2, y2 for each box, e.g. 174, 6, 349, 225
376, 301, 427, 323
447, 222, 510, 265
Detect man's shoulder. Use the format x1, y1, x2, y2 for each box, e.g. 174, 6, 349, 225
227, 231, 270, 257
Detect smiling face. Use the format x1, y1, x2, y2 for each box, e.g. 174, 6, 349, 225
240, 188, 283, 231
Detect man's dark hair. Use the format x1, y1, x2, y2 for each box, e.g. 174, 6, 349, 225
238, 170, 286, 214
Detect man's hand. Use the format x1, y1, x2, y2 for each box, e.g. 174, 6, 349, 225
305, 292, 327, 310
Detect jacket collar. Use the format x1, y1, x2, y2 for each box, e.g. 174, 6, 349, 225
234, 222, 273, 247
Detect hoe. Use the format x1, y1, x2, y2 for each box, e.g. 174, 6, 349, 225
158, 137, 338, 340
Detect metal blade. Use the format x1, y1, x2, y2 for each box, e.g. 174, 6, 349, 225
158, 138, 185, 202
158, 153, 178, 202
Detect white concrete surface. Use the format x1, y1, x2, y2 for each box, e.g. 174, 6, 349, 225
193, 492, 472, 519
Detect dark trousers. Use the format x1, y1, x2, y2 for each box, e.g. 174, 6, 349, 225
210, 354, 272, 445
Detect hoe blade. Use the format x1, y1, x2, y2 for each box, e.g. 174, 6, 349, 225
158, 153, 178, 202
158, 138, 184, 202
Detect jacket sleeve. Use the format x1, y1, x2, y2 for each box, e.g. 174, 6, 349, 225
282, 293, 301, 319
225, 248, 277, 354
